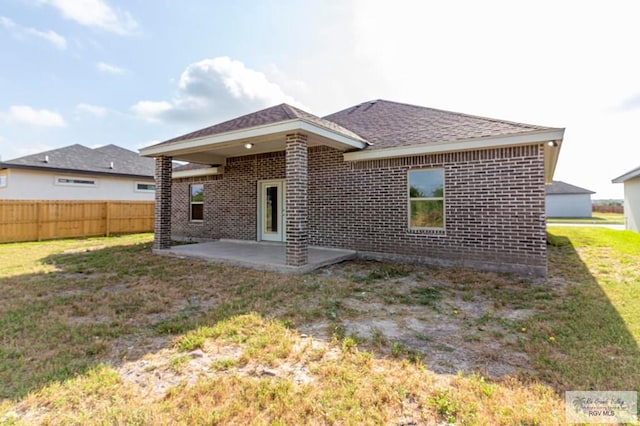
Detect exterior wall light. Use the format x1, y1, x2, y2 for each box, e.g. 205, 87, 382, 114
547, 140, 558, 147
244, 143, 253, 149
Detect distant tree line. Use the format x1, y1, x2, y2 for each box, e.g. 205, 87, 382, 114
592, 200, 624, 213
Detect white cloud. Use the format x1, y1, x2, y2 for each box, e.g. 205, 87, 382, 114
0, 106, 66, 127
0, 15, 67, 49
131, 56, 307, 124
75, 103, 107, 117
41, 0, 138, 35
96, 61, 126, 75
13, 143, 57, 158
130, 101, 172, 123
620, 94, 640, 111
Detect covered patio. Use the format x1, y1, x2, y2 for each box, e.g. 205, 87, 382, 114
154, 240, 356, 274
140, 104, 368, 270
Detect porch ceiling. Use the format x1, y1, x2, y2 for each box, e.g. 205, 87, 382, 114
140, 119, 369, 165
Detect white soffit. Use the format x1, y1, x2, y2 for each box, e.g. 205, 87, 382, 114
140, 119, 367, 158
172, 167, 224, 179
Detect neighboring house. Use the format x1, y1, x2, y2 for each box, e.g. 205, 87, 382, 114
0, 144, 156, 201
612, 165, 640, 232
545, 181, 595, 218
140, 100, 564, 276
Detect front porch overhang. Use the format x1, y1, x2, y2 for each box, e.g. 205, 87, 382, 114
140, 118, 368, 165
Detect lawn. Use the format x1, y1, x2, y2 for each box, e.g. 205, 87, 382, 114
0, 228, 638, 424
546, 212, 625, 224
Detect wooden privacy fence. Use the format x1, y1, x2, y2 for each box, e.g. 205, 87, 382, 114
592, 204, 624, 214
0, 200, 155, 243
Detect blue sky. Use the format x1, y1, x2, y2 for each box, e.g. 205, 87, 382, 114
1, 0, 639, 198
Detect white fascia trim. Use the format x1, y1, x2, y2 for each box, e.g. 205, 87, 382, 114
612, 166, 640, 183
343, 129, 565, 161
140, 119, 367, 157
172, 167, 224, 179
297, 120, 368, 148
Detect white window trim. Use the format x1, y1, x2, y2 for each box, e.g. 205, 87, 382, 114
134, 182, 156, 193
407, 168, 446, 230
190, 183, 204, 222
0, 173, 7, 188
54, 175, 98, 187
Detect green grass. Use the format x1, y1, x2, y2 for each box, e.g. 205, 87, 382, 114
0, 229, 639, 424
547, 212, 624, 224
533, 228, 640, 391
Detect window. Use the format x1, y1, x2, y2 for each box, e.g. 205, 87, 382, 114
408, 169, 444, 228
190, 184, 204, 221
0, 174, 6, 188
55, 176, 97, 186
135, 182, 156, 192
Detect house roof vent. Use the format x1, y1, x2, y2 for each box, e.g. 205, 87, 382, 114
44, 155, 49, 163
109, 161, 114, 169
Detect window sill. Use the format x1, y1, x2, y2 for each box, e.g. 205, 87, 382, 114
407, 227, 446, 235
189, 220, 204, 223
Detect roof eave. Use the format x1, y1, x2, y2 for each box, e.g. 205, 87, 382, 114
139, 118, 368, 158
612, 167, 640, 183
0, 163, 153, 180
343, 128, 564, 183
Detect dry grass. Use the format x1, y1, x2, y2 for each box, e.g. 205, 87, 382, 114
2, 314, 564, 425
0, 228, 638, 424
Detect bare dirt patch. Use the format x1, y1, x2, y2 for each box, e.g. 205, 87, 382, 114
297, 260, 548, 378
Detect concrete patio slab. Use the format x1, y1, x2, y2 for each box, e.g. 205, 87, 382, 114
153, 239, 356, 274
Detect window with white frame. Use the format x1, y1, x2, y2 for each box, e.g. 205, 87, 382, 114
0, 174, 6, 188
135, 182, 156, 192
408, 169, 445, 229
190, 184, 204, 221
55, 176, 97, 186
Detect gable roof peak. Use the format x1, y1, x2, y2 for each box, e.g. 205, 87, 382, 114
152, 102, 366, 147
279, 103, 311, 119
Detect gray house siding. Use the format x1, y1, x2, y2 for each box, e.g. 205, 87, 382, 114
546, 193, 592, 217
623, 176, 640, 232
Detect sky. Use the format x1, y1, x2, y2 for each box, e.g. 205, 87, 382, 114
1, 0, 639, 199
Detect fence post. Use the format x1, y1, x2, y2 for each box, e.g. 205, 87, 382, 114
106, 201, 111, 237
36, 201, 41, 242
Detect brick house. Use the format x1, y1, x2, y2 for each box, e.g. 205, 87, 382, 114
140, 100, 564, 276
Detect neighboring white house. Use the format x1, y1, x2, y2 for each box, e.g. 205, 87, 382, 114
0, 144, 155, 201
613, 165, 640, 232
545, 181, 595, 218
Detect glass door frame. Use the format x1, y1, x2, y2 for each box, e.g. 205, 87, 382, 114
257, 179, 286, 242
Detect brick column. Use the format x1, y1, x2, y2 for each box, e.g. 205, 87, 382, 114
154, 155, 172, 250
285, 133, 308, 266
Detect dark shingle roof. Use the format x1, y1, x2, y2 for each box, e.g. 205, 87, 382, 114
546, 181, 595, 195
157, 103, 365, 146
146, 99, 559, 154
0, 144, 154, 178
323, 100, 555, 149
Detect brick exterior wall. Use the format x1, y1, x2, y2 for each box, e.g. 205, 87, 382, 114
170, 144, 547, 275
285, 133, 308, 266
153, 155, 172, 249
